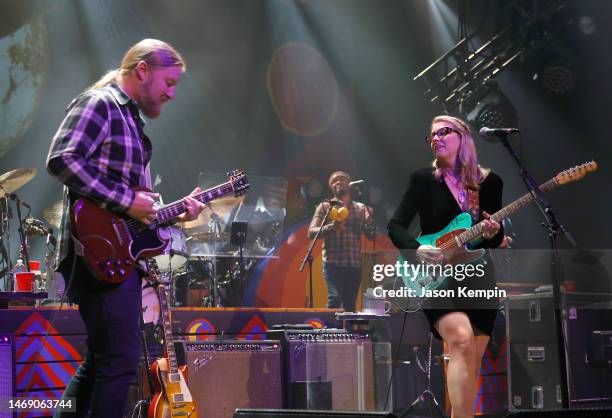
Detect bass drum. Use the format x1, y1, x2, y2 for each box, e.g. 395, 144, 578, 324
141, 281, 160, 324
154, 226, 188, 272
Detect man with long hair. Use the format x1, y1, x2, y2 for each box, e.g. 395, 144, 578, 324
46, 39, 204, 417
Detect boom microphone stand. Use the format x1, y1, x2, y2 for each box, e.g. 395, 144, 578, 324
494, 130, 575, 408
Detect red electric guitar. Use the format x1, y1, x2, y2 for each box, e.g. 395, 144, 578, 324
70, 170, 248, 284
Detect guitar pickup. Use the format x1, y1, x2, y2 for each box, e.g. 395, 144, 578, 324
169, 373, 182, 383
111, 219, 132, 247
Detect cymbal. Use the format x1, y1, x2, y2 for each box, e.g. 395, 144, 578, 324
180, 195, 245, 230
187, 231, 230, 242
181, 214, 207, 230
43, 200, 63, 229
0, 167, 37, 197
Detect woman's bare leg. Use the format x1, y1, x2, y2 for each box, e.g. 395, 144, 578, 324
436, 312, 477, 418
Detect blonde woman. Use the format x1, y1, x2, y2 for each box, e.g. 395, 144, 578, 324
388, 115, 503, 418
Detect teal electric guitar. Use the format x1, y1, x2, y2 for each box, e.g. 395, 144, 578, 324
398, 161, 597, 297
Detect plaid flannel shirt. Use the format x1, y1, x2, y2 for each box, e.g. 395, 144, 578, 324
46, 83, 152, 269
309, 201, 374, 268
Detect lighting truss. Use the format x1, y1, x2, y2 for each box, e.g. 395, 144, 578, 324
413, 0, 572, 115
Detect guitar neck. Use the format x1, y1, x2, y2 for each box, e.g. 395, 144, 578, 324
157, 282, 180, 378
459, 177, 558, 244
153, 181, 236, 225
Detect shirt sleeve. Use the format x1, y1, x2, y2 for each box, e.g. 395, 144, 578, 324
46, 93, 135, 213
307, 202, 333, 239
387, 171, 422, 249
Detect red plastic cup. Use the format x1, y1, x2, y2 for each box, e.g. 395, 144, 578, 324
15, 272, 36, 292
563, 281, 576, 292
28, 260, 41, 272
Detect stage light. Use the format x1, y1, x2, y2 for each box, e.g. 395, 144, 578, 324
466, 87, 518, 132
578, 15, 596, 36
534, 55, 577, 95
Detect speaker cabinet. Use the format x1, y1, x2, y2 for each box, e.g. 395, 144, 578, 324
182, 340, 283, 418
0, 334, 15, 417
506, 293, 612, 411
506, 294, 563, 411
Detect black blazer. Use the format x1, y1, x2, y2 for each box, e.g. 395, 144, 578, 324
387, 167, 504, 250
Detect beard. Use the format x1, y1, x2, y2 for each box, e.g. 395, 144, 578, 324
137, 80, 161, 118
333, 186, 348, 199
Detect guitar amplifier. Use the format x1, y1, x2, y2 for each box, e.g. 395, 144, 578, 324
178, 340, 283, 418
267, 329, 375, 411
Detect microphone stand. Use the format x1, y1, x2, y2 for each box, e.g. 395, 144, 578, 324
13, 194, 32, 274
299, 202, 336, 308
496, 131, 575, 408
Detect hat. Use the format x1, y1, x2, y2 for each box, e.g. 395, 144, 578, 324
328, 171, 351, 187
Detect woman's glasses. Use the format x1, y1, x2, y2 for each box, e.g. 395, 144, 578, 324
425, 126, 459, 144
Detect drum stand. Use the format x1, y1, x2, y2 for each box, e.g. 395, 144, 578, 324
202, 208, 226, 307
205, 256, 218, 307
192, 255, 220, 308
0, 197, 12, 290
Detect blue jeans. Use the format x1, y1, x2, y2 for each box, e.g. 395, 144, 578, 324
54, 258, 142, 418
323, 264, 362, 312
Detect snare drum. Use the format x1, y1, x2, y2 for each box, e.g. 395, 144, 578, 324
154, 226, 188, 271
141, 281, 160, 324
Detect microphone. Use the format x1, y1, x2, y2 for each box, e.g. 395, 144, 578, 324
349, 180, 365, 188
479, 127, 520, 137
324, 199, 343, 206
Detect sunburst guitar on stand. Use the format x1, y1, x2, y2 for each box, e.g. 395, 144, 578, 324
146, 257, 198, 418
397, 161, 598, 301
70, 170, 249, 284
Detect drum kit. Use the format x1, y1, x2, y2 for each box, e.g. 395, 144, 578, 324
0, 167, 62, 300
0, 167, 266, 315
141, 197, 268, 325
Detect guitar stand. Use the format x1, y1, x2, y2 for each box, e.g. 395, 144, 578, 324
399, 332, 447, 418
134, 278, 159, 417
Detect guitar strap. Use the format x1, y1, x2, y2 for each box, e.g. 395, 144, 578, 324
467, 188, 480, 222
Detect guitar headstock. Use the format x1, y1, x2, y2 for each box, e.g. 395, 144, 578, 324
227, 169, 250, 197
555, 160, 598, 185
